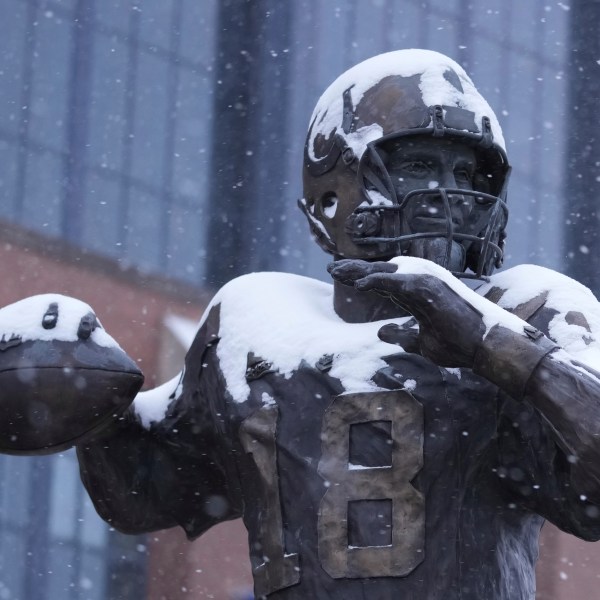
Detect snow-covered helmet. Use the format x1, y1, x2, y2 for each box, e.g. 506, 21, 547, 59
300, 49, 510, 278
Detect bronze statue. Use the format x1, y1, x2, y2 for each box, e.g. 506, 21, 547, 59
2, 49, 600, 599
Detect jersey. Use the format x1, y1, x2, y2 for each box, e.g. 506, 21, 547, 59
77, 266, 600, 600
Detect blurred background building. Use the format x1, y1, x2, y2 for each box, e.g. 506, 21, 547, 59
0, 0, 598, 598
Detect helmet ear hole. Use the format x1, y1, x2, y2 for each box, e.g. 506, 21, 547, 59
317, 193, 339, 219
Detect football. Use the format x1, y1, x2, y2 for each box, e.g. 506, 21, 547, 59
0, 294, 144, 455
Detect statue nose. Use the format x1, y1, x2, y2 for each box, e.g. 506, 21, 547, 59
439, 170, 460, 189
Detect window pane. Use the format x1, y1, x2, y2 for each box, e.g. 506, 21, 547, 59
23, 150, 63, 235
165, 202, 206, 282
95, 0, 133, 32
81, 494, 108, 548
28, 8, 71, 151
0, 456, 31, 527
429, 0, 457, 12
0, 0, 27, 136
45, 0, 77, 10
126, 188, 164, 271
49, 453, 79, 539
424, 11, 460, 59
88, 35, 128, 171
0, 531, 26, 599
180, 0, 218, 64
82, 171, 123, 258
386, 2, 423, 49
79, 551, 107, 600
172, 69, 211, 202
47, 544, 76, 599
130, 53, 169, 187
0, 138, 19, 221
138, 0, 173, 51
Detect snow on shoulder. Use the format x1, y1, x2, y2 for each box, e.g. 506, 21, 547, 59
133, 262, 600, 424
387, 258, 600, 371
215, 271, 410, 403
480, 264, 600, 368
133, 271, 411, 422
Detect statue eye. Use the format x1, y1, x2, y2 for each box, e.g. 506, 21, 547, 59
398, 161, 430, 176
455, 169, 473, 184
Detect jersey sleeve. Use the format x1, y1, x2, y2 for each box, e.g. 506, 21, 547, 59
496, 390, 600, 541
493, 297, 600, 541
77, 303, 243, 539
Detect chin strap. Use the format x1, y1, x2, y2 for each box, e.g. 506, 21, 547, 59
408, 238, 466, 273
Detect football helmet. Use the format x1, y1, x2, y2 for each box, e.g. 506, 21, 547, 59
300, 49, 510, 278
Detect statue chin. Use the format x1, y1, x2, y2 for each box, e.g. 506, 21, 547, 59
408, 238, 466, 272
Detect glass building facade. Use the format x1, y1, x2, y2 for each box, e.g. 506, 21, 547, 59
0, 0, 570, 287
0, 1, 578, 598
0, 452, 147, 600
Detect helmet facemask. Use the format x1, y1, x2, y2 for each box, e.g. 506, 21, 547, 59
348, 120, 510, 279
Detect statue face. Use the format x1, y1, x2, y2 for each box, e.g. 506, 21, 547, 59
383, 136, 478, 237
303, 125, 508, 276
339, 135, 483, 272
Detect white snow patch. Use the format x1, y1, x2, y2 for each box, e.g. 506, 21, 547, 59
444, 368, 462, 379
323, 197, 338, 219
479, 264, 600, 370
403, 378, 417, 391
0, 293, 118, 347
362, 190, 394, 207
551, 349, 600, 387
261, 392, 276, 407
207, 272, 410, 403
299, 198, 334, 242
134, 373, 181, 428
343, 123, 384, 160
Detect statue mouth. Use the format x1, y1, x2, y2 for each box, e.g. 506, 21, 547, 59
410, 213, 463, 232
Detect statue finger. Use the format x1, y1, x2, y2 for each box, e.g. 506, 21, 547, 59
377, 323, 421, 353
328, 259, 397, 286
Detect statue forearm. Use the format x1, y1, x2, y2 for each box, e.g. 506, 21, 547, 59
474, 325, 600, 497
77, 409, 175, 534
473, 324, 558, 400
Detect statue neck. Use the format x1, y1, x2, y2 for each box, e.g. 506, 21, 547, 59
332, 278, 409, 323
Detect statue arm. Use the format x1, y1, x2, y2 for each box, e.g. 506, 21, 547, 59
328, 258, 600, 536
467, 293, 600, 537
77, 304, 243, 539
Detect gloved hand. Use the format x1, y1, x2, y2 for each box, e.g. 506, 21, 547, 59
328, 256, 525, 369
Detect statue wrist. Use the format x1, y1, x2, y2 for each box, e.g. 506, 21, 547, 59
472, 324, 558, 400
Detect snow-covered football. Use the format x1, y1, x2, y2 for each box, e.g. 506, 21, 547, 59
0, 294, 144, 455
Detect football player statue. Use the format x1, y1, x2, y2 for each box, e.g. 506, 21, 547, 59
2, 49, 600, 599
